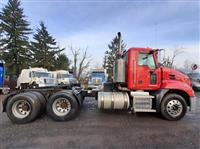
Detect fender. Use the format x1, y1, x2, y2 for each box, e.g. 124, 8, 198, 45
2, 90, 19, 112
161, 80, 195, 97
72, 89, 84, 105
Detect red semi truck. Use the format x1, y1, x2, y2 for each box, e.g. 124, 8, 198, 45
1, 33, 196, 124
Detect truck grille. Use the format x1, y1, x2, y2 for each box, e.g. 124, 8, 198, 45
92, 79, 102, 85
44, 79, 54, 84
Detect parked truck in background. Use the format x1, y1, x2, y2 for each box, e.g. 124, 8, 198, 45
17, 67, 55, 89
0, 60, 5, 94
50, 70, 79, 87
1, 32, 196, 124
88, 69, 107, 91
0, 60, 4, 93
0, 60, 10, 94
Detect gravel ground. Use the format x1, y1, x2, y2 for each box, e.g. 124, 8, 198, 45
0, 93, 199, 149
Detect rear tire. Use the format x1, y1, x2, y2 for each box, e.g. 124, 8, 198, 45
46, 91, 79, 121
161, 93, 187, 121
6, 93, 41, 124
30, 91, 46, 114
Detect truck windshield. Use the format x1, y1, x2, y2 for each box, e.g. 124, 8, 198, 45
138, 53, 156, 69
91, 72, 105, 80
32, 71, 52, 78
60, 74, 74, 78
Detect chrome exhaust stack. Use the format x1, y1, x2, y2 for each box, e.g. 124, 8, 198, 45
113, 32, 125, 83
117, 32, 122, 58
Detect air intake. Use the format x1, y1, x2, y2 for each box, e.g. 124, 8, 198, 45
169, 74, 176, 80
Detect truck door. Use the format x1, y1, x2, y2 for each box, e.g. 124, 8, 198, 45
136, 52, 161, 90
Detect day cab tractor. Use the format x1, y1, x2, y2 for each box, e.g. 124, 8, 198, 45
87, 68, 107, 91
1, 33, 196, 124
50, 70, 79, 87
17, 68, 54, 89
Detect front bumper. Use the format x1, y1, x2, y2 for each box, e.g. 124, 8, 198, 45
189, 96, 197, 112
88, 84, 103, 91
38, 83, 55, 87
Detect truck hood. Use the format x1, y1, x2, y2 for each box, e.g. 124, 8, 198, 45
162, 67, 191, 86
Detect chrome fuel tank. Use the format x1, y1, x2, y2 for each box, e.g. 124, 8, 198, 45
98, 92, 130, 109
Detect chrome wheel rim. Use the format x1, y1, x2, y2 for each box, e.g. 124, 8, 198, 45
12, 100, 31, 119
52, 98, 71, 116
166, 100, 183, 117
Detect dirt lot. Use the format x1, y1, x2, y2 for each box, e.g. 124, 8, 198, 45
0, 93, 199, 149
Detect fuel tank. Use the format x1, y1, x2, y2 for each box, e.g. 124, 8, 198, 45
98, 92, 130, 109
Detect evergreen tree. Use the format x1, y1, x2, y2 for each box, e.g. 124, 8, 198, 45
0, 0, 31, 76
0, 26, 3, 59
31, 22, 63, 70
55, 53, 70, 70
103, 36, 126, 79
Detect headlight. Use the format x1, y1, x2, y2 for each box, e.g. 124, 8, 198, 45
35, 78, 44, 83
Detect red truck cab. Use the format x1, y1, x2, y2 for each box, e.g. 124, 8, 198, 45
126, 48, 194, 96
125, 48, 196, 116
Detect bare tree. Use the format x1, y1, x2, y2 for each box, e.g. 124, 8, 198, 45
70, 46, 80, 77
184, 59, 192, 70
77, 49, 90, 81
170, 48, 183, 67
162, 48, 183, 68
70, 46, 90, 81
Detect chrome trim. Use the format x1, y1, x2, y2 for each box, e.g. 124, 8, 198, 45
111, 94, 114, 109
101, 92, 104, 109
134, 60, 136, 84
124, 94, 128, 109
189, 96, 196, 112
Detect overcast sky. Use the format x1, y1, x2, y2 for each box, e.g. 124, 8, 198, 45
0, 0, 199, 68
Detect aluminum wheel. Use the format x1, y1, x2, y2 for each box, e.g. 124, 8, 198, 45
12, 100, 31, 119
52, 98, 71, 116
166, 99, 183, 118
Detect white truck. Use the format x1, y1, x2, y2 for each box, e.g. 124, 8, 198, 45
17, 67, 55, 89
51, 70, 79, 86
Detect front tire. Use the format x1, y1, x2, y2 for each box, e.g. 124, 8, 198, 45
161, 93, 187, 121
46, 91, 79, 121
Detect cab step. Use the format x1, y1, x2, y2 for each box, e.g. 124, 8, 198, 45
131, 91, 156, 113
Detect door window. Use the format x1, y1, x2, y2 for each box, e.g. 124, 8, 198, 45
138, 53, 156, 69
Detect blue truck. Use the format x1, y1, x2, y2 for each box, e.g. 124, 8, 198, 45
0, 60, 5, 94
88, 69, 107, 91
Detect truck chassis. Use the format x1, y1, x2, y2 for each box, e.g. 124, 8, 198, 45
1, 84, 196, 124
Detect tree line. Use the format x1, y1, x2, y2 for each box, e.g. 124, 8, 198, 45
0, 0, 125, 80
0, 0, 70, 77
1, 0, 190, 82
